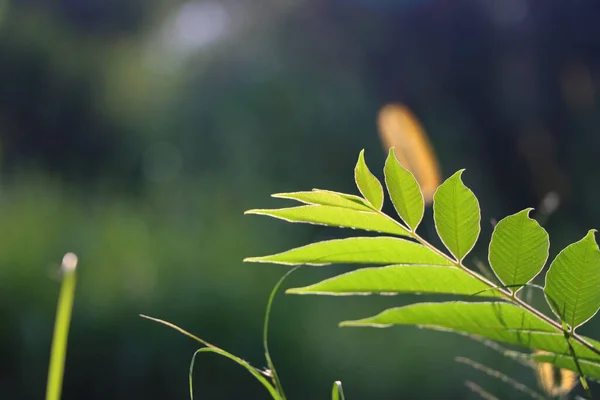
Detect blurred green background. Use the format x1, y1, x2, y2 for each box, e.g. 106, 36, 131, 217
1, 0, 600, 398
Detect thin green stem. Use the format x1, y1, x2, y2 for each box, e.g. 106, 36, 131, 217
45, 253, 78, 400
563, 329, 592, 399
263, 266, 300, 400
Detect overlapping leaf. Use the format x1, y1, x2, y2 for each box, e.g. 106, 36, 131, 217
433, 170, 480, 261
287, 265, 502, 297
544, 229, 600, 329
341, 301, 600, 362
354, 150, 384, 210
384, 148, 424, 231
245, 205, 410, 237
244, 237, 453, 266
272, 190, 372, 211
488, 208, 549, 293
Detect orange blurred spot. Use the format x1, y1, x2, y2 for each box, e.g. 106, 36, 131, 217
377, 104, 442, 205
534, 350, 578, 397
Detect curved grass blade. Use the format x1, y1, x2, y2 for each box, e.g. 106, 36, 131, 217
433, 170, 481, 261
354, 150, 384, 210
245, 205, 410, 237
244, 237, 454, 266
141, 315, 281, 400
188, 347, 281, 400
384, 147, 424, 230
544, 229, 600, 330
488, 208, 549, 293
286, 265, 502, 298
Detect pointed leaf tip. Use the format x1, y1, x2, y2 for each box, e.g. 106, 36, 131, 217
286, 265, 502, 297
271, 190, 373, 211
544, 229, 600, 329
240, 205, 410, 237
243, 236, 453, 267
488, 208, 549, 292
384, 147, 424, 230
337, 301, 600, 361
354, 150, 384, 210
433, 170, 481, 261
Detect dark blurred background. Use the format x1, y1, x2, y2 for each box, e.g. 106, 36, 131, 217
1, 0, 600, 399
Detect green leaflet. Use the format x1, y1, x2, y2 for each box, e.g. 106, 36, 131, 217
433, 170, 481, 261
354, 150, 384, 210
245, 205, 410, 237
272, 190, 373, 211
286, 265, 502, 298
384, 148, 424, 231
488, 208, 549, 293
341, 301, 600, 362
529, 352, 600, 381
244, 237, 453, 266
544, 229, 600, 330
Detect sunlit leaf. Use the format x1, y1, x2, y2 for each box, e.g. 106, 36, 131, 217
544, 229, 600, 329
488, 208, 549, 293
433, 170, 481, 261
286, 265, 502, 297
272, 190, 372, 211
377, 104, 441, 205
354, 149, 384, 210
245, 205, 410, 237
384, 148, 424, 230
341, 301, 600, 361
244, 237, 453, 266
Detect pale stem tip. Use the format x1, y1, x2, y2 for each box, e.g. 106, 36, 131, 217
61, 252, 78, 272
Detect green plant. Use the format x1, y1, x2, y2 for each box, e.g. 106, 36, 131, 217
146, 148, 600, 399
242, 148, 600, 398
142, 266, 346, 400
45, 253, 78, 400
